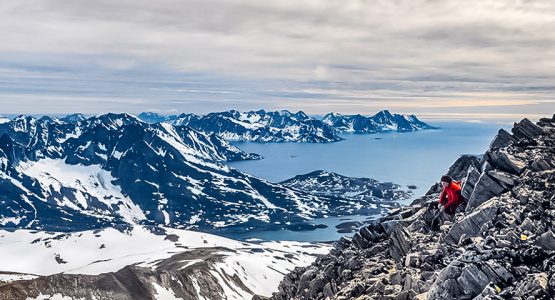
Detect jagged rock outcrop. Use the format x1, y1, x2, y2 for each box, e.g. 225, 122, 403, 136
263, 115, 555, 300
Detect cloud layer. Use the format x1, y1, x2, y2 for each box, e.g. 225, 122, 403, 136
0, 0, 554, 121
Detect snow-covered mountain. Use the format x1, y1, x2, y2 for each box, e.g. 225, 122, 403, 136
0, 114, 260, 164
137, 110, 435, 143
281, 170, 412, 204
0, 113, 391, 233
322, 110, 437, 133
136, 110, 341, 143
138, 112, 178, 124
167, 109, 342, 143
59, 113, 87, 123
0, 225, 330, 299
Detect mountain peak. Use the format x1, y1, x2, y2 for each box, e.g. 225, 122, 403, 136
375, 109, 394, 118
13, 115, 35, 122
292, 111, 308, 118
60, 113, 87, 123
168, 110, 342, 143
255, 109, 267, 114
137, 112, 162, 119
94, 112, 141, 122
137, 112, 177, 124
278, 109, 292, 116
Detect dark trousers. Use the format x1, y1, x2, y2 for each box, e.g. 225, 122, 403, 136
431, 198, 468, 230
431, 209, 454, 230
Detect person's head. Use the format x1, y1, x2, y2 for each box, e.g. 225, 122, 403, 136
440, 175, 452, 188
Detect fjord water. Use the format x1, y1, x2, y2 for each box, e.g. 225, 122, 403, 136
220, 215, 378, 243
225, 121, 511, 241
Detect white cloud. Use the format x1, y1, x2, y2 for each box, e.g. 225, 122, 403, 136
0, 0, 554, 119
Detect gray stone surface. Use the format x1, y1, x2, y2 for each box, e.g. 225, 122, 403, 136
445, 199, 500, 244
388, 224, 413, 262
489, 128, 516, 149
511, 118, 544, 141
535, 230, 555, 251
466, 173, 506, 210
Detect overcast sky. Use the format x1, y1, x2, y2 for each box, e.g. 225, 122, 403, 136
0, 0, 554, 122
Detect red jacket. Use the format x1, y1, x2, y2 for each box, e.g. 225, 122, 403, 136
439, 181, 463, 214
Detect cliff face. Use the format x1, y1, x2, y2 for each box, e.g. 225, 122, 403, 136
264, 115, 555, 300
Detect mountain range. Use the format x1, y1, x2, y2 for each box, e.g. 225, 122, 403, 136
0, 113, 399, 233
167, 110, 341, 143
136, 109, 436, 143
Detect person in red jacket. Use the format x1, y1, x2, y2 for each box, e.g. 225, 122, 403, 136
438, 175, 464, 215
431, 175, 465, 230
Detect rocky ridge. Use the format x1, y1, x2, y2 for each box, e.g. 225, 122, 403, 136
262, 115, 555, 300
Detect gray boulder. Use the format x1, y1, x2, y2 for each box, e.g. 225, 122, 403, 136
352, 232, 371, 249
530, 158, 555, 172
485, 149, 527, 175
535, 230, 555, 251
466, 173, 506, 211
461, 166, 481, 200
445, 199, 500, 244
511, 118, 544, 141
487, 170, 519, 190
446, 155, 482, 180
323, 282, 335, 299
307, 275, 327, 299
456, 264, 491, 297
514, 273, 549, 298
489, 128, 516, 149
426, 264, 463, 300
388, 223, 412, 262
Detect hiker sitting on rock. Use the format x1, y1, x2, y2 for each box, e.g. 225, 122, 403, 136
431, 175, 465, 230
438, 175, 465, 215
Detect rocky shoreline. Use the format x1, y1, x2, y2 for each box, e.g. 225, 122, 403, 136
261, 115, 555, 300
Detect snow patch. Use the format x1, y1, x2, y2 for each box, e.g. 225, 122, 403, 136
152, 282, 183, 300
26, 294, 85, 300
16, 159, 146, 223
